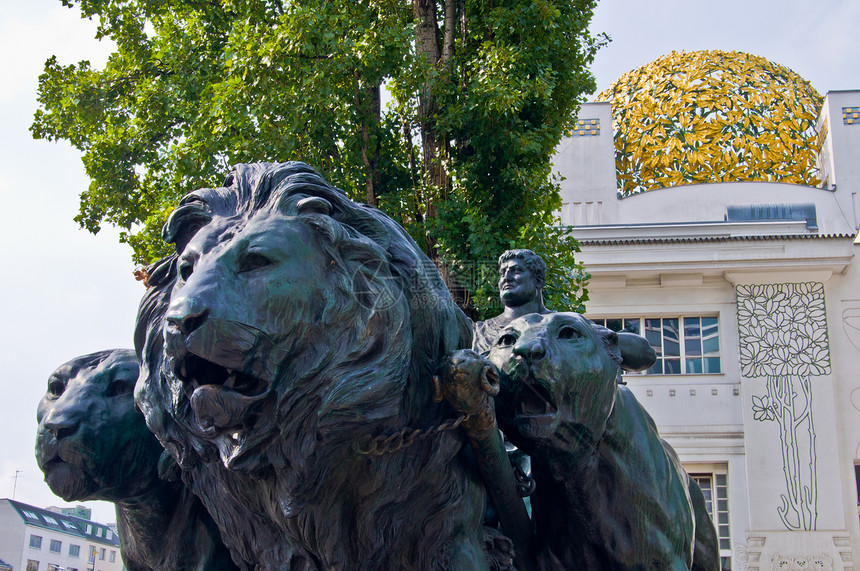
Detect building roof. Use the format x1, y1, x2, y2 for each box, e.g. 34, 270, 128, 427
573, 221, 856, 246
0, 558, 12, 570
3, 498, 120, 547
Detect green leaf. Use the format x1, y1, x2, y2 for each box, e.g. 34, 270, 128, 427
33, 0, 599, 316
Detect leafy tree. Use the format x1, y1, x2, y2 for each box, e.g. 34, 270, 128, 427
32, 0, 602, 318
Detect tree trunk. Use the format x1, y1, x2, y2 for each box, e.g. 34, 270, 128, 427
358, 78, 382, 207
412, 0, 475, 316
413, 0, 448, 194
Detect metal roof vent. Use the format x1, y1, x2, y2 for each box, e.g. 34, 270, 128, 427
726, 203, 818, 231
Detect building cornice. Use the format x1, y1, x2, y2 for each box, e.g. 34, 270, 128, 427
571, 220, 855, 245
571, 228, 856, 283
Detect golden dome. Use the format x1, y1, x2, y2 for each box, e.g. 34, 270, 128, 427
596, 50, 823, 196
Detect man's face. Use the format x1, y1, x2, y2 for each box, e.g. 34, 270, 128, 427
498, 259, 539, 308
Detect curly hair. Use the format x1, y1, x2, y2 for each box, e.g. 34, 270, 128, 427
134, 162, 486, 570
498, 249, 546, 288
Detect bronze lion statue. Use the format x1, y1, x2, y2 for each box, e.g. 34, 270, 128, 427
134, 162, 494, 569
36, 349, 236, 571
486, 312, 720, 571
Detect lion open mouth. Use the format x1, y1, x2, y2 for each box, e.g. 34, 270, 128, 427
511, 374, 558, 441
516, 377, 557, 419
179, 354, 268, 396
176, 353, 270, 432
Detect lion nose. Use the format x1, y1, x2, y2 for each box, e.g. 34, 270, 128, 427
42, 410, 79, 442
166, 297, 210, 336
513, 337, 546, 363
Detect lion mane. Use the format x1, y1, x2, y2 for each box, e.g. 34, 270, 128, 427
134, 162, 488, 569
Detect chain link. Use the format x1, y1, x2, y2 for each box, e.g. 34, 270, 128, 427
513, 462, 536, 498
355, 414, 471, 456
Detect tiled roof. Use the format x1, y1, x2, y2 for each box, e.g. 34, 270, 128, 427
5, 499, 120, 547
578, 232, 856, 246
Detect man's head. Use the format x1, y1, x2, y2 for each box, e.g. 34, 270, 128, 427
497, 249, 546, 309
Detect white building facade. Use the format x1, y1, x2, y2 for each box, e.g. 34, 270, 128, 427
554, 91, 860, 570
0, 499, 122, 571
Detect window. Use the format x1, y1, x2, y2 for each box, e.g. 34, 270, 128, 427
100, 547, 106, 560
591, 316, 721, 375
47, 565, 61, 571
26, 560, 39, 571
110, 550, 117, 562
69, 568, 78, 571
854, 464, 860, 524
88, 546, 96, 563
62, 520, 78, 531
22, 510, 39, 520
50, 539, 62, 553
690, 470, 732, 570
43, 515, 58, 525
70, 543, 81, 557
29, 534, 42, 549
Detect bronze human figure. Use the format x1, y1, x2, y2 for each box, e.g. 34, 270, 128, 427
473, 249, 656, 374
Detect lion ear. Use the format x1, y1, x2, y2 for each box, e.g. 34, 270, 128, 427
594, 325, 623, 366
347, 205, 391, 250
297, 196, 333, 216
163, 194, 214, 253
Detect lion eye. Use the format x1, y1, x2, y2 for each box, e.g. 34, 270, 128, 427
107, 380, 133, 397
178, 261, 194, 282
238, 252, 273, 273
496, 333, 518, 348
558, 326, 581, 340
48, 380, 65, 397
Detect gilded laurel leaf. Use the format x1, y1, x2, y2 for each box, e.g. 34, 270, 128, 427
596, 50, 823, 196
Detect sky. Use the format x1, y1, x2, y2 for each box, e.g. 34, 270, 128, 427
0, 0, 858, 526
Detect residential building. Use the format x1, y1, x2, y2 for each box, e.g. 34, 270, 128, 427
0, 499, 122, 571
45, 508, 91, 522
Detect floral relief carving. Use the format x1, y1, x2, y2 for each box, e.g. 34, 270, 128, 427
751, 375, 818, 531
737, 283, 830, 532
771, 553, 833, 570
737, 282, 830, 378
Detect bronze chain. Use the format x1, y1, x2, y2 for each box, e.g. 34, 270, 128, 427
355, 413, 471, 456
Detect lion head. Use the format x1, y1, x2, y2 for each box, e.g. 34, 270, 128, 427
487, 312, 622, 452
135, 161, 471, 472
36, 350, 164, 502
133, 162, 483, 568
